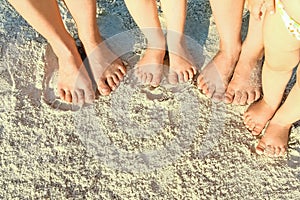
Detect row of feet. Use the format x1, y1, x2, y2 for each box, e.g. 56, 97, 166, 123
52, 40, 289, 158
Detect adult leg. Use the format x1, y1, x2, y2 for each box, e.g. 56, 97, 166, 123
8, 0, 95, 105
197, 0, 244, 101
63, 0, 126, 95
225, 15, 264, 105
160, 0, 197, 84
124, 0, 166, 86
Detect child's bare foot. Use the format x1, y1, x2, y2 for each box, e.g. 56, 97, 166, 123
135, 48, 165, 87
54, 43, 95, 105
167, 41, 197, 84
82, 39, 127, 96
197, 50, 239, 101
243, 99, 277, 136
225, 56, 262, 105
256, 122, 290, 157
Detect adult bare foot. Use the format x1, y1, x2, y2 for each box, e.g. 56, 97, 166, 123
54, 43, 95, 105
82, 39, 127, 96
135, 48, 165, 87
168, 41, 197, 84
256, 122, 290, 157
243, 99, 277, 135
197, 50, 239, 102
225, 56, 262, 105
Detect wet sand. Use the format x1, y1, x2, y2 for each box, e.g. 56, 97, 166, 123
0, 0, 300, 199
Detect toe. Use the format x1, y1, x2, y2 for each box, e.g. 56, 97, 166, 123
279, 146, 287, 156
212, 91, 224, 102
274, 147, 282, 157
233, 91, 242, 105
239, 92, 248, 106
243, 112, 251, 124
142, 73, 148, 83
59, 89, 66, 101
111, 74, 120, 86
197, 74, 204, 87
256, 140, 266, 155
224, 89, 234, 104
201, 83, 209, 95
183, 71, 189, 82
115, 70, 124, 80
192, 66, 197, 75
265, 145, 275, 157
107, 77, 117, 91
198, 78, 207, 90
71, 91, 78, 105
118, 63, 127, 74
248, 121, 256, 132
247, 91, 256, 105
151, 74, 162, 87
252, 126, 262, 136
65, 91, 72, 103
187, 68, 195, 79
168, 71, 178, 84
254, 89, 261, 101
178, 72, 185, 83
146, 73, 153, 85
98, 79, 111, 96
206, 85, 216, 98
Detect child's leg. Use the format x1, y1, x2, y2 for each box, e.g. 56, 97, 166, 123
124, 0, 166, 87
62, 0, 126, 96
244, 0, 300, 136
197, 0, 244, 101
160, 0, 197, 84
254, 0, 300, 157
225, 15, 264, 105
7, 0, 94, 105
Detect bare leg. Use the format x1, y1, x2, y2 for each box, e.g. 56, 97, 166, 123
225, 15, 263, 105
124, 0, 166, 87
63, 0, 126, 96
244, 0, 300, 156
7, 0, 95, 105
197, 0, 244, 101
160, 0, 197, 84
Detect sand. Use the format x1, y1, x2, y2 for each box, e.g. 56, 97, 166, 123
0, 0, 300, 199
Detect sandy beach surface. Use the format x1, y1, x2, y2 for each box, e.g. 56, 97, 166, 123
0, 0, 300, 199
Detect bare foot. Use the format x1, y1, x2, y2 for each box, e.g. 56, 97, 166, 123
256, 122, 290, 157
135, 48, 165, 87
225, 57, 262, 105
243, 99, 277, 135
83, 39, 127, 96
197, 51, 238, 102
54, 43, 95, 105
168, 42, 197, 84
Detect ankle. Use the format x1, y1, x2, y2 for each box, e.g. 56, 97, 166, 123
261, 98, 280, 111
219, 42, 242, 61
49, 39, 78, 58
269, 116, 293, 129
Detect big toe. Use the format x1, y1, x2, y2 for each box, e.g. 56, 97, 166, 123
151, 73, 162, 87
168, 71, 179, 84
98, 79, 111, 96
224, 89, 234, 104
256, 140, 267, 155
